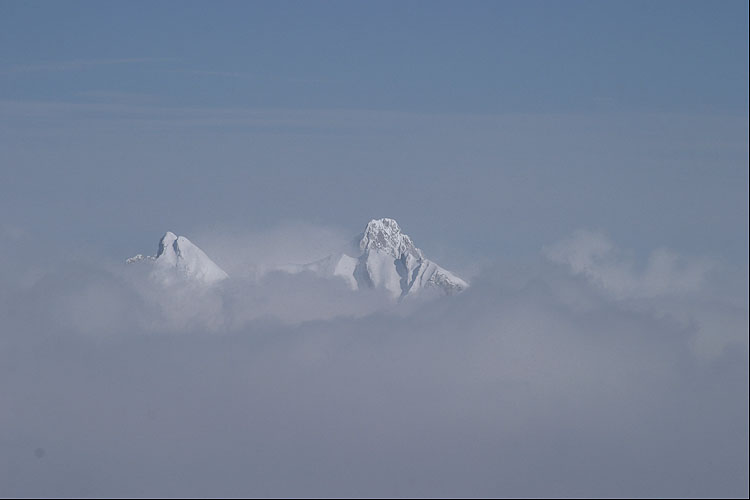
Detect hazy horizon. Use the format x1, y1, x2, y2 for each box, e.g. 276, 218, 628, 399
1, 1, 748, 497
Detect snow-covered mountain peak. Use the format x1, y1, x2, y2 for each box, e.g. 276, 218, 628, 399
128, 231, 228, 285
157, 231, 177, 253
155, 231, 179, 265
358, 218, 423, 259
292, 218, 468, 299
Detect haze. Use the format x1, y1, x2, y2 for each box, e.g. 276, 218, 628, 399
1, 1, 747, 497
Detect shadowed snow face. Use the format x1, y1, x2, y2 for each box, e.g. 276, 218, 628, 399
358, 218, 422, 259
283, 218, 469, 300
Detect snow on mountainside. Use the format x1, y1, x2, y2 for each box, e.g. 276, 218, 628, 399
127, 231, 228, 285
291, 218, 468, 299
126, 222, 466, 299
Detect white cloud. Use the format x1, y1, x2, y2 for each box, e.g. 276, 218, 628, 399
543, 230, 746, 360
0, 227, 746, 497
544, 230, 713, 299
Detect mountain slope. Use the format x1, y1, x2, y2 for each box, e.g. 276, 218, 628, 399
127, 231, 228, 285
295, 218, 468, 299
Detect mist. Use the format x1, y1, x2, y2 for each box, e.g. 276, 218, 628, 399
1, 225, 747, 498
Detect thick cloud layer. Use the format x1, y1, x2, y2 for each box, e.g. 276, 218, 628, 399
0, 227, 747, 497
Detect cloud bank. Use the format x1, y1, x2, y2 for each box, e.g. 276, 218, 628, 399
0, 225, 747, 497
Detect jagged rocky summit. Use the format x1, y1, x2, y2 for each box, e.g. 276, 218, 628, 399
294, 218, 468, 299
128, 220, 468, 299
127, 231, 228, 285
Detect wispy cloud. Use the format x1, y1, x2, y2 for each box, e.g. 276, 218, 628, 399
74, 90, 162, 105
172, 69, 252, 79
164, 68, 338, 84
0, 225, 746, 497
0, 57, 176, 75
0, 98, 417, 133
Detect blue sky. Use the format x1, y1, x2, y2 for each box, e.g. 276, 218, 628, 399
0, 1, 747, 264
2, 1, 747, 113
